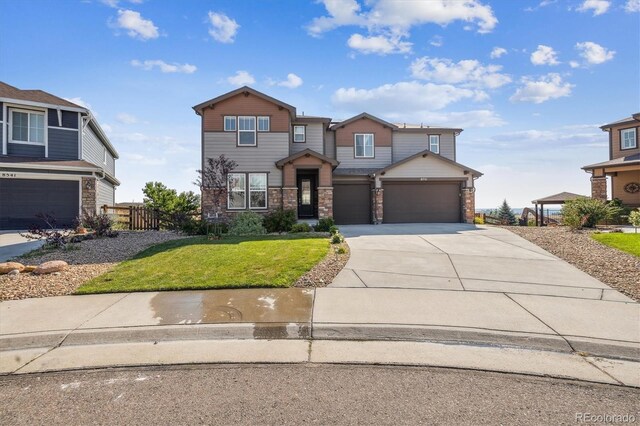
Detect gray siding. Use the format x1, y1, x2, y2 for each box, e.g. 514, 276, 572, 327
48, 128, 79, 160
204, 132, 288, 186
324, 130, 335, 159
439, 133, 455, 161
393, 132, 455, 162
82, 126, 115, 175
290, 123, 324, 155
336, 146, 392, 169
7, 143, 45, 157
97, 179, 115, 208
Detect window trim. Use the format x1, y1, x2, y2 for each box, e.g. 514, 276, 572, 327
224, 116, 236, 132
429, 134, 440, 154
620, 127, 638, 151
237, 116, 257, 146
248, 172, 268, 210
257, 116, 270, 132
354, 133, 375, 158
227, 173, 247, 210
9, 108, 46, 146
293, 125, 306, 143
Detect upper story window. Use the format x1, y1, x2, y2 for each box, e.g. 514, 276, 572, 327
621, 128, 637, 150
258, 116, 270, 132
11, 110, 44, 144
224, 116, 236, 132
238, 116, 256, 146
429, 135, 440, 154
354, 133, 374, 158
293, 125, 306, 143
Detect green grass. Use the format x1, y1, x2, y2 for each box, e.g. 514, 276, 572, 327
76, 235, 330, 294
591, 233, 640, 257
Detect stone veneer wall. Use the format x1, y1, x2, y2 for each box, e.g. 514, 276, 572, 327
372, 188, 383, 224
202, 187, 287, 221
590, 176, 607, 201
462, 188, 475, 224
318, 187, 333, 219
282, 187, 297, 211
81, 177, 97, 215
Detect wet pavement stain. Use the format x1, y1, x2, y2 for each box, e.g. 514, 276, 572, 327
149, 288, 314, 326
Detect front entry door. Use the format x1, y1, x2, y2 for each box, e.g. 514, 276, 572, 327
297, 174, 316, 218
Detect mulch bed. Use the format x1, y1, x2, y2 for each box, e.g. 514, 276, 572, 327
505, 226, 640, 302
295, 241, 350, 288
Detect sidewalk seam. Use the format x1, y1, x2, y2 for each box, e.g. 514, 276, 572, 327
352, 270, 368, 288
581, 357, 624, 386
475, 233, 558, 260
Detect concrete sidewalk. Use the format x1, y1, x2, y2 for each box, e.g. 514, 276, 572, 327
0, 232, 43, 262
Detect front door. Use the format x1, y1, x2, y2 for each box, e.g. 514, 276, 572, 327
297, 174, 316, 218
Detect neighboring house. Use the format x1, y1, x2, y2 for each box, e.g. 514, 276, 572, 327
193, 86, 482, 225
583, 113, 640, 207
0, 82, 119, 230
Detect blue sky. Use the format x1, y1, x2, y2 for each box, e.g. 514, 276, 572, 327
1, 0, 638, 208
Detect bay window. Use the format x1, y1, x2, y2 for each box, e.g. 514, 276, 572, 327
354, 133, 374, 158
11, 110, 44, 144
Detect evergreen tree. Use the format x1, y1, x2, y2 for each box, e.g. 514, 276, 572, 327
497, 199, 517, 225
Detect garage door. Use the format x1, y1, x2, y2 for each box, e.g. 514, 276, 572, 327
333, 182, 371, 225
383, 181, 461, 223
0, 179, 79, 230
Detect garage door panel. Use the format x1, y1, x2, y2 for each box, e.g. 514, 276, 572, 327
333, 183, 371, 225
0, 179, 79, 230
383, 181, 461, 223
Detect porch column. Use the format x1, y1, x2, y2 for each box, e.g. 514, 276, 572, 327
590, 176, 607, 201
81, 177, 97, 216
372, 188, 384, 224
461, 187, 475, 224
317, 187, 333, 219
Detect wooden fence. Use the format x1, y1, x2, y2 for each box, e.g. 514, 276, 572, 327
101, 205, 160, 231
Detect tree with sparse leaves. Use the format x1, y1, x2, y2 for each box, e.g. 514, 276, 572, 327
497, 199, 517, 225
195, 154, 238, 219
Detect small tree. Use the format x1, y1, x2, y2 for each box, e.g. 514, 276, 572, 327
497, 199, 517, 225
195, 154, 238, 219
142, 182, 200, 230
629, 208, 640, 233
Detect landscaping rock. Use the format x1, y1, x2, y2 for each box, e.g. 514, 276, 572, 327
23, 266, 37, 273
33, 260, 69, 275
7, 269, 20, 276
0, 262, 25, 274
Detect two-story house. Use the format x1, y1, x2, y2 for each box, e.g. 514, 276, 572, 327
0, 82, 119, 230
194, 86, 482, 225
583, 113, 640, 207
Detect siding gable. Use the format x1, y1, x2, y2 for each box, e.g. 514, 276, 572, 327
202, 93, 291, 132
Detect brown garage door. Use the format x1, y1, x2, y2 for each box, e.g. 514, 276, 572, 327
383, 181, 461, 223
333, 182, 371, 225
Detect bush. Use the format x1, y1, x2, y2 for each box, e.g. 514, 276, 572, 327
290, 223, 312, 233
629, 209, 640, 232
80, 212, 117, 237
561, 197, 618, 229
607, 198, 632, 225
315, 217, 335, 232
21, 213, 73, 249
335, 246, 346, 254
263, 208, 296, 233
228, 212, 266, 236
331, 233, 343, 244
474, 216, 485, 225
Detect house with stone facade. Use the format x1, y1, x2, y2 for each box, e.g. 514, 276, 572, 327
0, 82, 119, 230
583, 113, 640, 207
194, 86, 481, 225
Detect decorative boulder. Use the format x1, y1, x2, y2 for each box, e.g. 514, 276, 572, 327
33, 260, 69, 275
23, 266, 37, 273
8, 269, 20, 276
0, 262, 25, 274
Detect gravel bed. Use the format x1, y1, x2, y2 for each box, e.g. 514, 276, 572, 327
0, 231, 186, 301
505, 226, 640, 301
295, 241, 350, 288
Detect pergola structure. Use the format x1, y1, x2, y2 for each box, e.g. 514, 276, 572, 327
530, 192, 587, 226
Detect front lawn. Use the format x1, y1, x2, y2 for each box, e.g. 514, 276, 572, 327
76, 235, 330, 294
591, 233, 640, 257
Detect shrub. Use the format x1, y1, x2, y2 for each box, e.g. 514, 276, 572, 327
21, 213, 73, 249
263, 208, 296, 233
629, 209, 640, 233
474, 216, 485, 225
329, 225, 340, 235
561, 197, 617, 229
228, 212, 266, 236
315, 217, 335, 232
335, 246, 346, 254
290, 223, 312, 233
80, 212, 117, 237
331, 233, 343, 244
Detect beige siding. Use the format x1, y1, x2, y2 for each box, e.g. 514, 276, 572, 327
82, 126, 115, 175
97, 179, 114, 208
291, 123, 323, 155
203, 132, 287, 186
610, 124, 640, 160
439, 133, 455, 161
612, 170, 640, 206
336, 146, 392, 169
375, 155, 473, 188
324, 130, 335, 159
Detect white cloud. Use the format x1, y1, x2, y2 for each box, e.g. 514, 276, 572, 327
207, 12, 239, 43
510, 73, 574, 104
115, 9, 159, 40
625, 0, 640, 12
410, 57, 511, 89
116, 113, 138, 124
227, 70, 255, 86
273, 73, 304, 89
64, 97, 92, 111
130, 59, 197, 74
569, 60, 580, 68
530, 45, 560, 65
577, 0, 611, 16
123, 153, 166, 166
347, 33, 412, 55
490, 47, 507, 58
575, 41, 615, 64
429, 35, 443, 47
101, 0, 144, 7
414, 109, 505, 128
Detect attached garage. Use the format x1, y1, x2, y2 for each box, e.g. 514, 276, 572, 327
382, 181, 461, 223
0, 179, 79, 230
333, 182, 371, 224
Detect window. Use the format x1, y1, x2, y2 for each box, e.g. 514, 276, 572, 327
621, 128, 637, 150
249, 173, 267, 209
238, 116, 256, 146
293, 125, 306, 143
258, 116, 270, 132
354, 134, 374, 158
429, 135, 440, 154
228, 173, 246, 209
224, 116, 236, 132
11, 110, 44, 144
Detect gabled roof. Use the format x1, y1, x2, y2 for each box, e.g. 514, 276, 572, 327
275, 149, 339, 167
0, 81, 84, 110
330, 112, 399, 130
531, 192, 587, 204
582, 152, 640, 170
192, 86, 297, 118
375, 149, 483, 177
600, 113, 640, 130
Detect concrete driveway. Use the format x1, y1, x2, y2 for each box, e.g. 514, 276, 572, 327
0, 232, 43, 262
